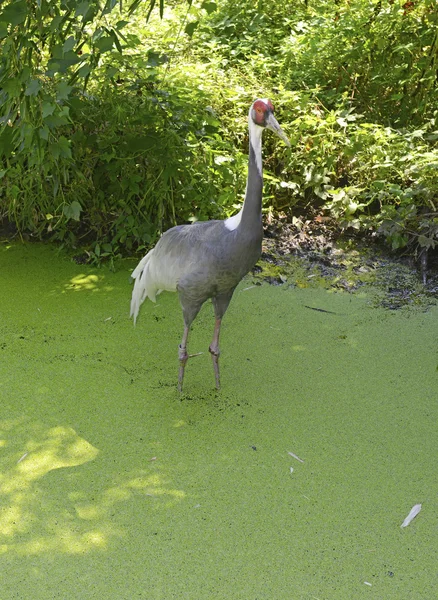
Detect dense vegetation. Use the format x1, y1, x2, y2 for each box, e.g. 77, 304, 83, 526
0, 0, 437, 264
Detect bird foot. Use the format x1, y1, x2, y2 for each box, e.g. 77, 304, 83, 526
177, 348, 203, 392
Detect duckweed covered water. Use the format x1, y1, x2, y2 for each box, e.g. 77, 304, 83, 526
1, 241, 437, 599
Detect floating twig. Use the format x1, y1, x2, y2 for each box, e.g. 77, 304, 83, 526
287, 450, 304, 463
17, 452, 28, 464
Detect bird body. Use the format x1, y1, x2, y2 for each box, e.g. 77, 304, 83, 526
131, 218, 262, 317
131, 99, 289, 390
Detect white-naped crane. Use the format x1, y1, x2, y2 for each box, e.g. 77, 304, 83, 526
130, 99, 290, 391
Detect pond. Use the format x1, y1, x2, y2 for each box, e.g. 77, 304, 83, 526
1, 241, 437, 599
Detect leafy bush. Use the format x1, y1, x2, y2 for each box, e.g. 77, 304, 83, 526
0, 0, 437, 263
280, 0, 438, 126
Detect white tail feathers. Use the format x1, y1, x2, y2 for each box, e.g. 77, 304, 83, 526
130, 250, 156, 324
130, 235, 183, 324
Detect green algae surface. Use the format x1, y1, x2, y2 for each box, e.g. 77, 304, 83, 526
1, 241, 437, 599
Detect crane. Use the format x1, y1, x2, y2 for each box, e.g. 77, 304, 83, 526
130, 99, 290, 392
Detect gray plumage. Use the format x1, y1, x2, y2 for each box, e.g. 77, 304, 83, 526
131, 99, 289, 391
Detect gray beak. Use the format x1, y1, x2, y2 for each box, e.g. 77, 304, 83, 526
266, 113, 290, 147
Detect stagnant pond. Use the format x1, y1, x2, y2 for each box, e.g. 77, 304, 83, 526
1, 241, 437, 599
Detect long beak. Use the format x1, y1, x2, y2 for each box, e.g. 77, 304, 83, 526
266, 113, 290, 147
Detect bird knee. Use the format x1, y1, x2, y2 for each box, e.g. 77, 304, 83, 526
209, 345, 220, 358
179, 344, 188, 364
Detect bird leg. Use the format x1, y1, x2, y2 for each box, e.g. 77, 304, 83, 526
178, 326, 189, 393
178, 327, 203, 392
209, 318, 222, 390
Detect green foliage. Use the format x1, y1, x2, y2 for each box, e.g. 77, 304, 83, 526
0, 0, 141, 244
280, 0, 438, 126
0, 0, 437, 262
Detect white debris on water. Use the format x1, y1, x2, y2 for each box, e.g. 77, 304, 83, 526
401, 503, 422, 528
287, 450, 304, 463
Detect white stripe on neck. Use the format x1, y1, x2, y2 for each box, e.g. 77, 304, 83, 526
224, 209, 242, 231
224, 111, 264, 232
249, 119, 263, 177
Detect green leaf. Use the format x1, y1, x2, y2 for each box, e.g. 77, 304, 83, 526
95, 36, 114, 52
201, 1, 217, 14
63, 201, 82, 221
24, 79, 41, 96
147, 51, 166, 67
44, 113, 69, 129
56, 80, 72, 101
58, 136, 72, 159
3, 78, 21, 98
0, 125, 18, 158
63, 36, 76, 53
75, 2, 90, 17
39, 126, 50, 141
76, 64, 91, 78
103, 0, 118, 14
0, 22, 8, 38
49, 15, 63, 32
418, 235, 436, 250
47, 52, 81, 75
111, 30, 123, 53
9, 185, 20, 200
18, 66, 31, 83
0, 0, 27, 25
105, 66, 118, 79
42, 101, 55, 118
185, 21, 198, 38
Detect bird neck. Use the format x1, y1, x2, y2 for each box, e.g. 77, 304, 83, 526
223, 118, 264, 233
240, 121, 264, 230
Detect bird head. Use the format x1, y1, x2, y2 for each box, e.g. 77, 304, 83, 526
250, 99, 290, 146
